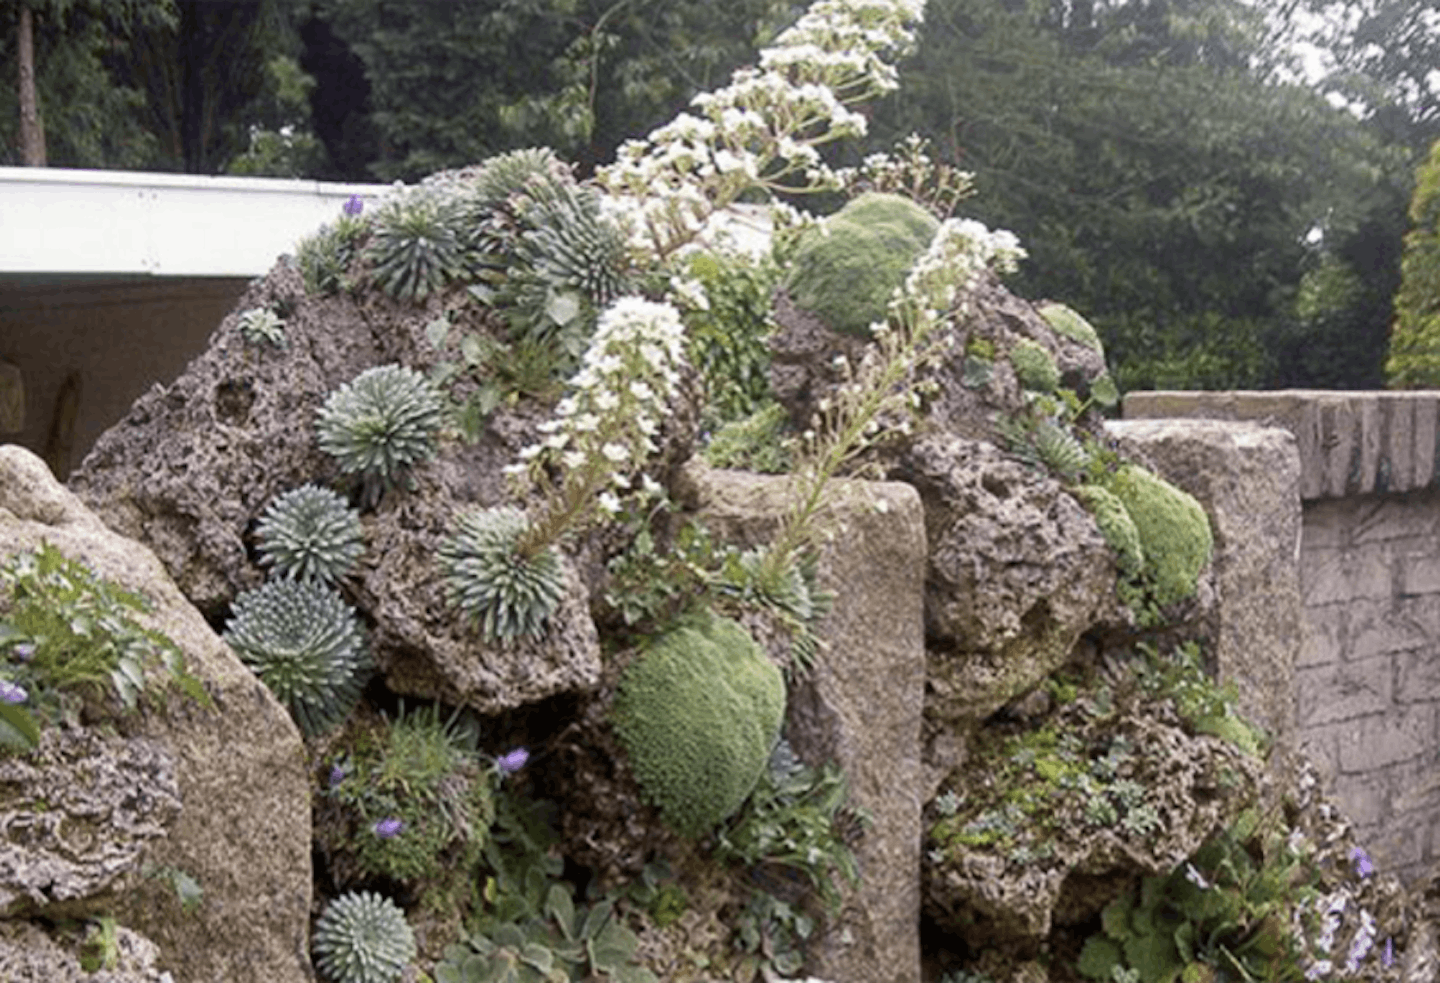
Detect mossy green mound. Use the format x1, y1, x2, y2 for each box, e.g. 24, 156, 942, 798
611, 613, 786, 838
783, 192, 939, 338
1038, 302, 1105, 354
1070, 484, 1143, 577
1009, 338, 1060, 393
1101, 464, 1212, 606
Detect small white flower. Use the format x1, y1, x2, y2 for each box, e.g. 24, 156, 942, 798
597, 491, 623, 515
602, 443, 630, 463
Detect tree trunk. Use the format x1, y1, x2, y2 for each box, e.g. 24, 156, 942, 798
17, 4, 47, 166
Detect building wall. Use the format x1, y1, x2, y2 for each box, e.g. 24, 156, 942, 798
0, 275, 250, 478
1126, 391, 1440, 883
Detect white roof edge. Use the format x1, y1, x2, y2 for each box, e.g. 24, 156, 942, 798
0, 165, 393, 197
0, 167, 397, 277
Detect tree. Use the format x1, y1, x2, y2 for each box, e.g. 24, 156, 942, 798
308, 0, 796, 181
865, 0, 1403, 390
1383, 139, 1440, 387
1, 1, 176, 169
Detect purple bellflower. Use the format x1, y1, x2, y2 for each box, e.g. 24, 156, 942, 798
496, 747, 529, 776
372, 817, 403, 839
1350, 845, 1374, 878
0, 680, 27, 705
342, 194, 364, 217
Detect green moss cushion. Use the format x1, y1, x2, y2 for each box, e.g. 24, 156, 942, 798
611, 613, 786, 838
784, 192, 939, 338
1070, 484, 1143, 577
1101, 464, 1213, 606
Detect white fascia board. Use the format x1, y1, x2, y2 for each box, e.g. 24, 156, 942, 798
0, 167, 394, 277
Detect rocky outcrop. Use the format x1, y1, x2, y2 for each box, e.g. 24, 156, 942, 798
894, 434, 1121, 725
0, 919, 172, 983
0, 730, 179, 916
65, 262, 626, 714
0, 445, 310, 983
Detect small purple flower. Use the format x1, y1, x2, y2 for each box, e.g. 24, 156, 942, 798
1350, 845, 1375, 878
496, 747, 529, 776
11, 643, 34, 663
0, 680, 27, 705
372, 817, 403, 839
327, 762, 346, 788
342, 194, 364, 216
1383, 937, 1394, 969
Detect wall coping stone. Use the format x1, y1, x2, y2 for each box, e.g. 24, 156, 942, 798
1123, 391, 1440, 501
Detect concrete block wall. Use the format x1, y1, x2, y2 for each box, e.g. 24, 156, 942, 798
1126, 391, 1440, 883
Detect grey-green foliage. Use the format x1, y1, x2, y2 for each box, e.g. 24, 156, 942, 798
1039, 302, 1104, 353
296, 214, 370, 295
439, 506, 566, 643
1070, 484, 1144, 577
784, 192, 939, 338
222, 579, 369, 735
256, 484, 364, 585
237, 306, 286, 347
702, 402, 794, 474
313, 891, 417, 983
316, 364, 445, 505
365, 190, 471, 302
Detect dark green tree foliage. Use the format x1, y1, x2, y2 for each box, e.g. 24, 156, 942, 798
0, 1, 174, 168
867, 0, 1400, 391
1385, 139, 1440, 387
311, 0, 795, 180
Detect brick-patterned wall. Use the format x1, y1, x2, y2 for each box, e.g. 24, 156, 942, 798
1126, 391, 1440, 884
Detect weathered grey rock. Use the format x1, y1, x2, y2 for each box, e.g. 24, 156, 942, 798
0, 919, 173, 983
0, 444, 310, 983
770, 272, 1110, 447
65, 259, 626, 713
892, 433, 1120, 725
674, 461, 927, 983
0, 730, 179, 915
1107, 419, 1302, 777
925, 693, 1263, 950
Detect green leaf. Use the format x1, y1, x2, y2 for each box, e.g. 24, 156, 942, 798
1102, 894, 1136, 940
580, 899, 613, 941
1077, 938, 1124, 981
519, 942, 554, 975
0, 703, 41, 750
588, 919, 639, 974
545, 291, 581, 327
426, 314, 453, 348
461, 332, 487, 367
545, 883, 577, 940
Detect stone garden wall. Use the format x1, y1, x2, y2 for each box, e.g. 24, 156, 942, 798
1126, 391, 1440, 884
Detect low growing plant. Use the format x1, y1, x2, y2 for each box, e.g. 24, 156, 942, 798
316, 363, 446, 506
255, 483, 365, 585
222, 578, 369, 736
313, 890, 417, 983
237, 306, 287, 347
0, 543, 208, 749
364, 191, 472, 303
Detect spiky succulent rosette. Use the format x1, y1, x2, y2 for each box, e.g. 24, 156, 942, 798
256, 484, 365, 585
236, 306, 286, 347
439, 506, 565, 642
313, 890, 416, 983
364, 192, 469, 302
316, 364, 445, 504
222, 579, 369, 735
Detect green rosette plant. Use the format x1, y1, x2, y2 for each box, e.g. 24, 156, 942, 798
316, 363, 445, 505
222, 579, 369, 736
255, 483, 364, 585
313, 890, 416, 983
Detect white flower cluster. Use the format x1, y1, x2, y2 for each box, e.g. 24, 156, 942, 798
596, 0, 925, 263
513, 297, 686, 525
897, 217, 1027, 322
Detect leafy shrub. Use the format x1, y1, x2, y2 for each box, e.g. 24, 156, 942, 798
0, 543, 207, 749
1038, 301, 1104, 353
715, 738, 864, 912
702, 402, 795, 474
783, 192, 938, 338
1386, 138, 1440, 387
222, 579, 369, 736
237, 306, 286, 347
439, 506, 565, 643
255, 484, 364, 585
1077, 820, 1310, 983
316, 364, 446, 505
364, 191, 471, 302
610, 613, 785, 838
313, 890, 416, 983
683, 248, 782, 426
325, 704, 495, 890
